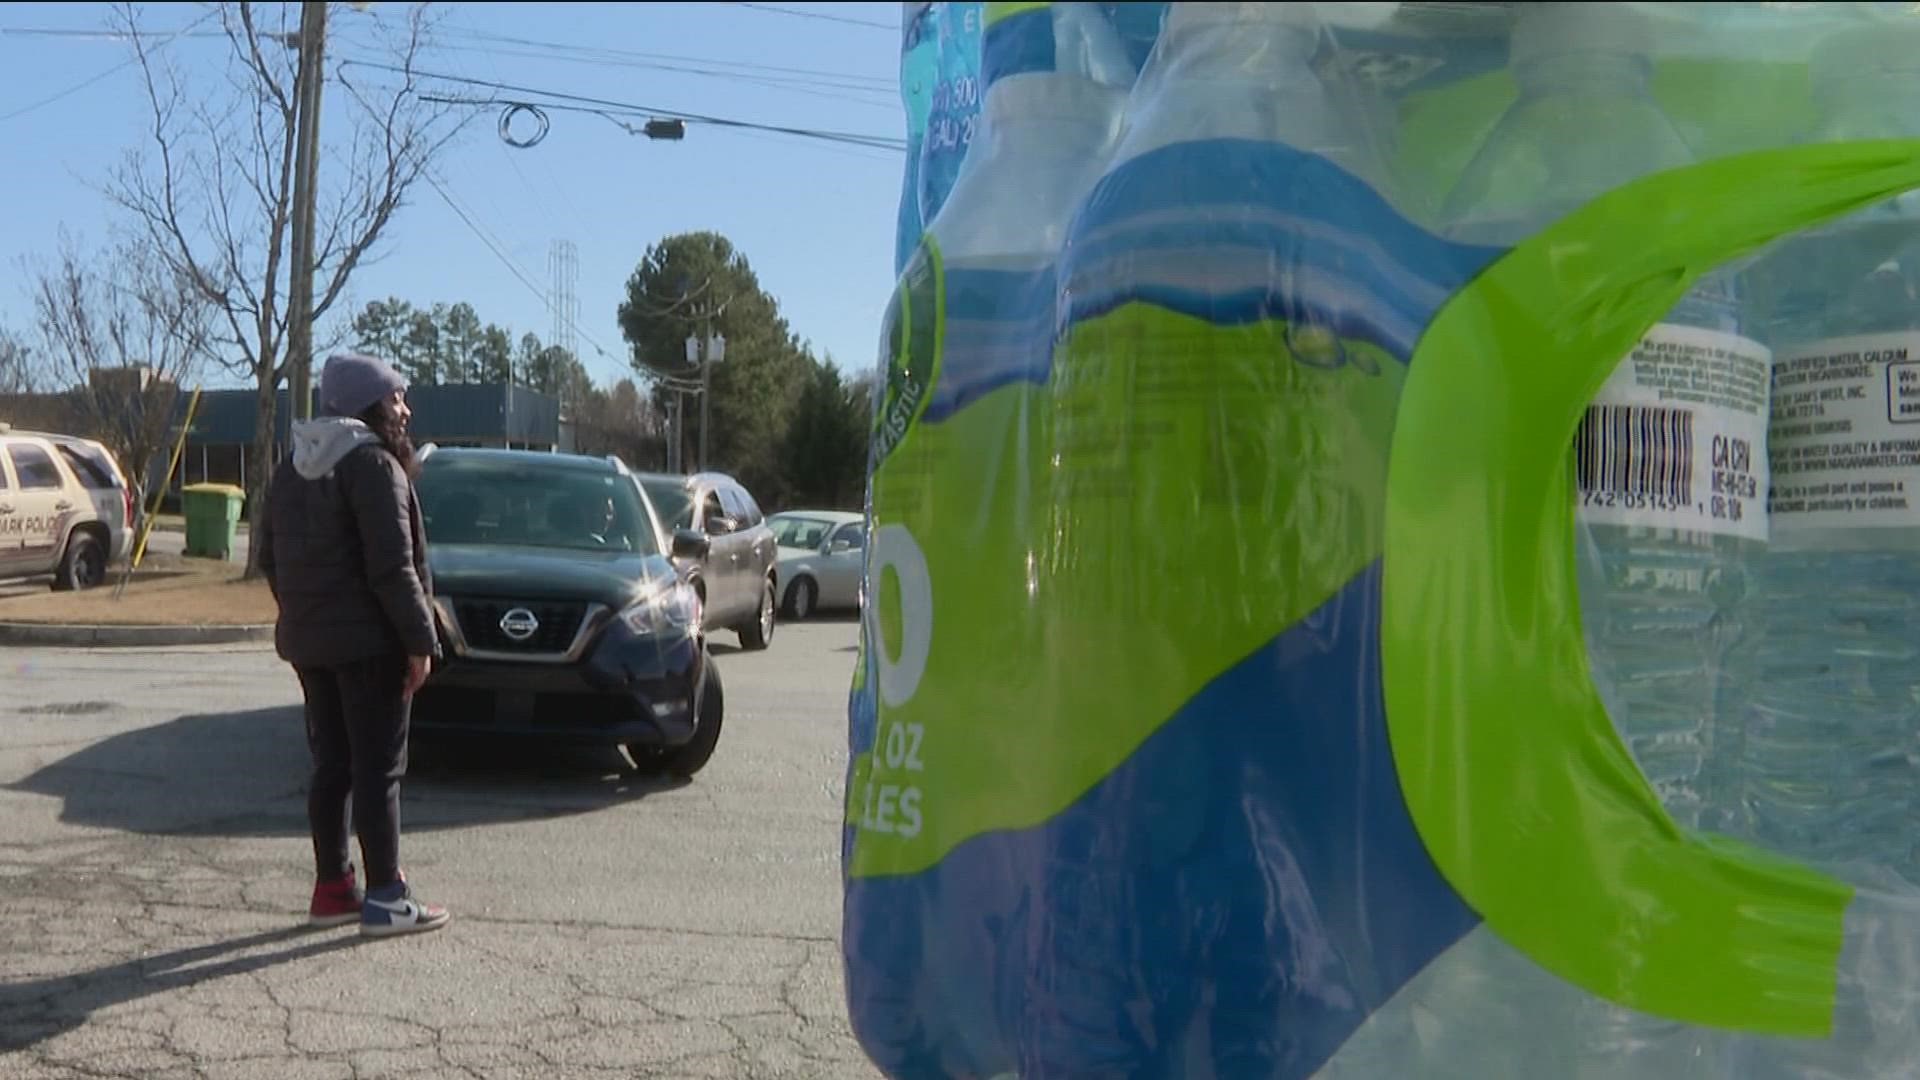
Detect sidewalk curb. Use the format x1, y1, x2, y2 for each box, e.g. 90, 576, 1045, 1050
0, 622, 273, 648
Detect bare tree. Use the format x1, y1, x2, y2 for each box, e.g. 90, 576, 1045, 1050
0, 328, 33, 396
106, 1, 466, 574
24, 233, 211, 508
573, 378, 667, 468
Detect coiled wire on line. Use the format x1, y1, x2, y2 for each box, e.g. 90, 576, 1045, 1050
498, 102, 550, 149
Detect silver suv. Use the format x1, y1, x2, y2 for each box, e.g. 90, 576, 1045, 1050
635, 470, 779, 652
0, 424, 134, 591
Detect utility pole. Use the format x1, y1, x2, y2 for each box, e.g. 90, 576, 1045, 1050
698, 320, 711, 473
667, 391, 681, 473
688, 323, 726, 473
285, 0, 327, 421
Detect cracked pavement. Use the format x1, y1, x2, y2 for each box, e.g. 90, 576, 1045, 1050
0, 620, 879, 1079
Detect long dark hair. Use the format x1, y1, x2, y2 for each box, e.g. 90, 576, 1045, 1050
357, 398, 417, 479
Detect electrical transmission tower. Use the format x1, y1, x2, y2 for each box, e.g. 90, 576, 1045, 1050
549, 238, 579, 362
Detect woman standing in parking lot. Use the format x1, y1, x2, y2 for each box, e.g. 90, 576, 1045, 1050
256, 352, 452, 938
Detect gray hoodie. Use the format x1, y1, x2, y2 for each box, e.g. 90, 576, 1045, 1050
290, 417, 380, 480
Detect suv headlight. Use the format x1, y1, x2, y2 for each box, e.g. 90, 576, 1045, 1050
622, 583, 700, 637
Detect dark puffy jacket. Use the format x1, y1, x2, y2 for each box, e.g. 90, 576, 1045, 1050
256, 417, 438, 669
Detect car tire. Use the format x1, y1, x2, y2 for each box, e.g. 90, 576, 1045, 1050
52, 531, 107, 592
738, 575, 776, 651
783, 577, 817, 621
645, 656, 724, 779
690, 576, 709, 629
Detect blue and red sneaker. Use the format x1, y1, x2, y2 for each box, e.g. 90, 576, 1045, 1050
308, 869, 363, 928
360, 875, 451, 938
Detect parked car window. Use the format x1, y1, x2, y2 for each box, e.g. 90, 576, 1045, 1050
0, 457, 10, 490
640, 477, 695, 531
416, 455, 660, 555
55, 444, 118, 489
730, 485, 765, 526
9, 444, 64, 490
699, 491, 727, 532
831, 523, 867, 550
771, 515, 835, 549
718, 485, 753, 525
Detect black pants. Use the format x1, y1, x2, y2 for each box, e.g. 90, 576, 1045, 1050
295, 654, 410, 888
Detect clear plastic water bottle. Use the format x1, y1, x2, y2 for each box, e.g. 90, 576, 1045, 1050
847, 6, 1131, 1074
913, 2, 986, 237
923, 4, 1129, 263
1437, 4, 1769, 1075
1101, 0, 1391, 189
1441, 2, 1769, 843
1739, 23, 1920, 880
1046, 3, 1442, 1075
894, 6, 941, 274
900, 3, 1132, 418
1716, 856, 1920, 1080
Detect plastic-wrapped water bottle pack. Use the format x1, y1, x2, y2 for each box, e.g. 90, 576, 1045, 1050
849, 3, 1920, 1076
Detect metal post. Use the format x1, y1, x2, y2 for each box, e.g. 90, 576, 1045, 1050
285, 0, 327, 421
126, 387, 202, 578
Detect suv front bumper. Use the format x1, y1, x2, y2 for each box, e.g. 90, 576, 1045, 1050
413, 602, 707, 748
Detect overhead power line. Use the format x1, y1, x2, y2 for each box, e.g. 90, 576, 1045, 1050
424, 26, 895, 91
415, 38, 896, 111
340, 61, 906, 151
424, 94, 903, 154
0, 23, 228, 40
421, 171, 624, 370
421, 168, 710, 393
1, 16, 904, 116
0, 20, 897, 87
331, 68, 633, 385
434, 8, 593, 251
726, 2, 899, 31
0, 9, 220, 123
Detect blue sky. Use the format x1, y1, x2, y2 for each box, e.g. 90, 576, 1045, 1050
0, 1, 905, 389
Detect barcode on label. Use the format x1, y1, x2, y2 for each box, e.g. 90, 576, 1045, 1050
1573, 405, 1694, 503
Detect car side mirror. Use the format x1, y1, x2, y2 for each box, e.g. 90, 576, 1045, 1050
672, 528, 711, 560
705, 514, 736, 536
830, 539, 853, 555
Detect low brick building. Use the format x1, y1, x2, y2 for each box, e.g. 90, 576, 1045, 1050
0, 378, 564, 509
158, 383, 564, 496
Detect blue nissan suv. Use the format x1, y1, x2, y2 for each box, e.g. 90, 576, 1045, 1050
408, 446, 723, 777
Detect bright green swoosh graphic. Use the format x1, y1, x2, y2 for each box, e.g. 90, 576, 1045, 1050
853, 301, 1406, 879
1384, 139, 1920, 1037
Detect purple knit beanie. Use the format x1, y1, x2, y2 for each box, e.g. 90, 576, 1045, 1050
319, 352, 407, 418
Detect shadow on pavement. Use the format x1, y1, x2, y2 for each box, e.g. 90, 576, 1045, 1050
6, 706, 687, 840
800, 610, 862, 650
797, 611, 862, 625
0, 925, 360, 1054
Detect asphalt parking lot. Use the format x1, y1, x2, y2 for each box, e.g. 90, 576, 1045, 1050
0, 616, 877, 1079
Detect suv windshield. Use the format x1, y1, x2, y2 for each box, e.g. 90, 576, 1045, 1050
640, 477, 694, 531
418, 455, 660, 555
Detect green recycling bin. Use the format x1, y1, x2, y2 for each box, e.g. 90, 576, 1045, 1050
181, 483, 246, 560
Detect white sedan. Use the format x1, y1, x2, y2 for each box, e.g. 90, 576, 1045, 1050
768, 510, 865, 620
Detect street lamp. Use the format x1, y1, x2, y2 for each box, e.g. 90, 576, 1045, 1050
686, 332, 726, 472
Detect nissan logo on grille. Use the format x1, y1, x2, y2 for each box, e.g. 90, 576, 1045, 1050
498, 607, 541, 642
